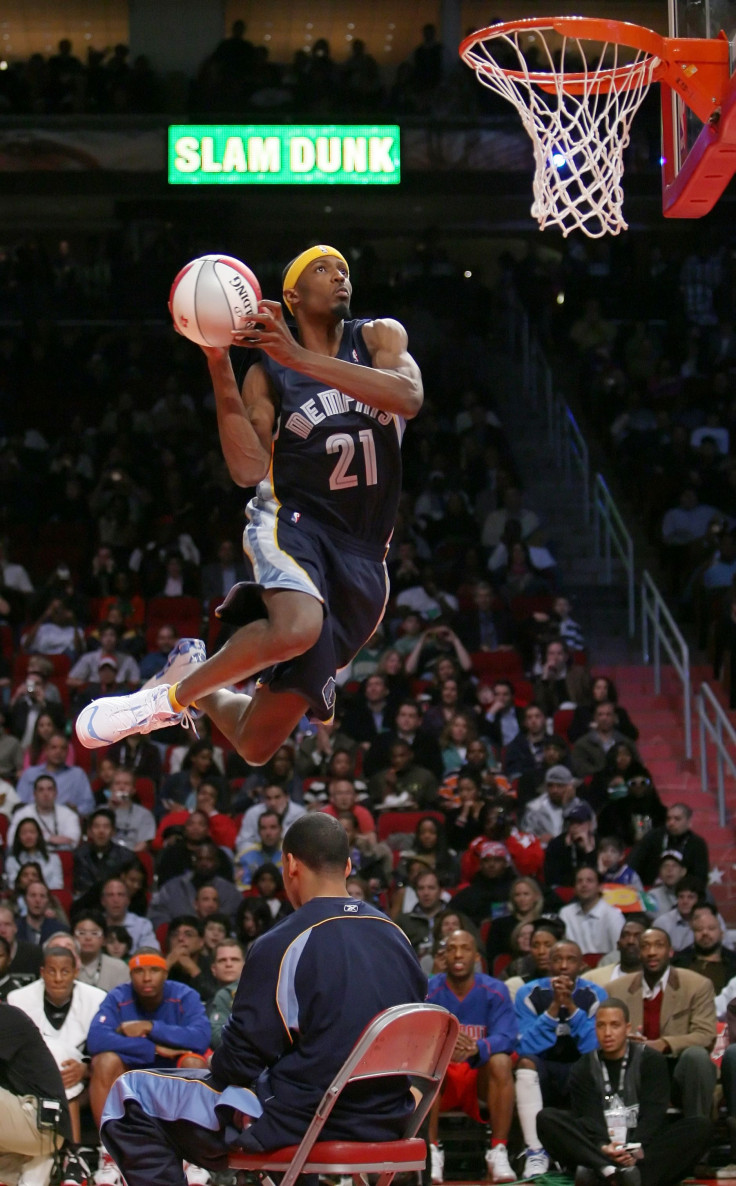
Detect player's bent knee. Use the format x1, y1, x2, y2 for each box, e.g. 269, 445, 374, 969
238, 735, 286, 767
489, 1053, 513, 1078
275, 616, 322, 659
91, 1051, 127, 1079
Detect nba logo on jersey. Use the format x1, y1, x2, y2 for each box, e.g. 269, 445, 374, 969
322, 676, 336, 712
290, 511, 301, 524
352, 349, 359, 361
344, 903, 359, 913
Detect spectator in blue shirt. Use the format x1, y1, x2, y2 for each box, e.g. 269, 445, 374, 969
515, 939, 607, 1179
16, 731, 95, 816
87, 948, 211, 1185
426, 929, 516, 1183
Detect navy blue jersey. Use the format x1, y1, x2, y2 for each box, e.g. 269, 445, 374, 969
256, 319, 405, 547
209, 896, 427, 1149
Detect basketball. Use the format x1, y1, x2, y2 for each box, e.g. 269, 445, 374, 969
168, 254, 262, 347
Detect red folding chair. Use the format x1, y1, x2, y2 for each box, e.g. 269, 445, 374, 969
228, 1002, 459, 1186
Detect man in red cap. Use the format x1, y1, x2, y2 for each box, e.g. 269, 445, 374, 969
452, 841, 516, 926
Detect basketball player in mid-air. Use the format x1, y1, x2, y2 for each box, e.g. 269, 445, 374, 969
76, 245, 423, 760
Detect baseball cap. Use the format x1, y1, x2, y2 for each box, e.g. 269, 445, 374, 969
660, 849, 686, 865
545, 764, 575, 785
98, 656, 118, 670
479, 840, 510, 861
564, 802, 595, 824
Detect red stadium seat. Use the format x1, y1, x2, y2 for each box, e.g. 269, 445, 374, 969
377, 810, 445, 843
134, 777, 155, 812
136, 849, 154, 890
470, 651, 525, 682
156, 922, 169, 952
58, 850, 74, 891
493, 953, 512, 977
227, 1004, 459, 1186
51, 888, 72, 917
553, 708, 575, 740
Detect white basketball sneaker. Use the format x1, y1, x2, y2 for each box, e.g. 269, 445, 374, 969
487, 1145, 516, 1182
522, 1149, 549, 1179
142, 637, 207, 691
430, 1143, 445, 1184
76, 684, 199, 750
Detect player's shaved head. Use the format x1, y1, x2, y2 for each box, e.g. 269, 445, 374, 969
283, 812, 349, 873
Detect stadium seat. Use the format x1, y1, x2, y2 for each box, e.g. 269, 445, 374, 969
377, 810, 445, 843
493, 953, 512, 977
136, 849, 154, 890
51, 888, 72, 917
227, 1003, 459, 1186
156, 922, 169, 952
58, 850, 74, 891
470, 651, 525, 682
134, 777, 155, 812
553, 708, 575, 740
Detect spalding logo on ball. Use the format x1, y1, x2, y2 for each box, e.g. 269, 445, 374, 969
169, 254, 262, 347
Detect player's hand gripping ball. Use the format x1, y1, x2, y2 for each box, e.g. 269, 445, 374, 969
169, 254, 262, 347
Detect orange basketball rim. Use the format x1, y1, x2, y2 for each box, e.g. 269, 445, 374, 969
460, 15, 736, 234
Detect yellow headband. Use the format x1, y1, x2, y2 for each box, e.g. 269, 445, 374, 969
282, 245, 349, 313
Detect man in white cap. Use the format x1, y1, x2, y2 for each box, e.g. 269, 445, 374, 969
521, 765, 584, 844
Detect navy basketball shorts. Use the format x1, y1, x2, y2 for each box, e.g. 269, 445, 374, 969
237, 501, 389, 722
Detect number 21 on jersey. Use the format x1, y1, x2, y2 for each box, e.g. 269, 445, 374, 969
327, 429, 378, 489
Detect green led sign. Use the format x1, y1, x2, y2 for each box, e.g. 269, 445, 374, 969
168, 123, 400, 185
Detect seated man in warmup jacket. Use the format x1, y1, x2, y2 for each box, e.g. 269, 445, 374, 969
515, 938, 608, 1180
98, 814, 427, 1186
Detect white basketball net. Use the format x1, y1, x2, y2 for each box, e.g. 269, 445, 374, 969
462, 26, 659, 237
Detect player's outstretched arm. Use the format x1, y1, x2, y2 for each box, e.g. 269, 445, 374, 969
202, 346, 276, 487
236, 302, 423, 420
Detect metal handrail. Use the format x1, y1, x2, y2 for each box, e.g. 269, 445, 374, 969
697, 682, 736, 827
593, 474, 635, 637
641, 569, 692, 758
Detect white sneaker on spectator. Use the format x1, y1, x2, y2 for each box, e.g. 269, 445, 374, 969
430, 1143, 445, 1184
94, 1151, 122, 1186
142, 638, 207, 691
487, 1144, 516, 1182
183, 1163, 211, 1185
522, 1149, 549, 1179
75, 684, 199, 750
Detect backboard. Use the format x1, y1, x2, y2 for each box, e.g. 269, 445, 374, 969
669, 0, 736, 175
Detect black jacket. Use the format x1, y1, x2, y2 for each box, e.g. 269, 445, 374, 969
363, 729, 443, 780
629, 826, 709, 886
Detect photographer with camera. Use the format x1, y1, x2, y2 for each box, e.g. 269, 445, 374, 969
0, 998, 71, 1186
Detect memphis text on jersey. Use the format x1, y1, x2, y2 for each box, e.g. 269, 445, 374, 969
284, 387, 394, 441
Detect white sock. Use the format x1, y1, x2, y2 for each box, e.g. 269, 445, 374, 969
515, 1067, 544, 1150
